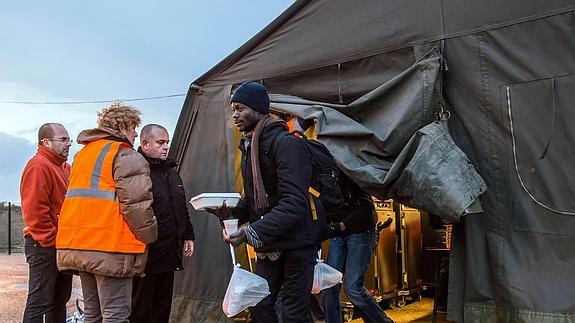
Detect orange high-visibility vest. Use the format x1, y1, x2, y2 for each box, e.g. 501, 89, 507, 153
56, 139, 146, 253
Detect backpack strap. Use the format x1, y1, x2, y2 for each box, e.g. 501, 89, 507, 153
308, 193, 318, 220
267, 131, 289, 156
286, 130, 332, 175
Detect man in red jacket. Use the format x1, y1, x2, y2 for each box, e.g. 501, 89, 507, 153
20, 123, 73, 323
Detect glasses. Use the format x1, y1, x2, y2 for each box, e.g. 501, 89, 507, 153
47, 137, 73, 143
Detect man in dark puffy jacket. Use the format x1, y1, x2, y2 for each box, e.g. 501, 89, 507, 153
131, 124, 195, 323
209, 81, 324, 323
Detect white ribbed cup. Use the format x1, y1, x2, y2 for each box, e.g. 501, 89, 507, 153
223, 219, 239, 236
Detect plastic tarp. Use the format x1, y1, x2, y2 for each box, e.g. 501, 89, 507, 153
270, 51, 486, 223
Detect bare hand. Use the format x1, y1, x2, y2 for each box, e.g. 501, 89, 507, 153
183, 240, 194, 257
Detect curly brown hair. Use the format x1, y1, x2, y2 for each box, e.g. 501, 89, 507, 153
97, 101, 142, 131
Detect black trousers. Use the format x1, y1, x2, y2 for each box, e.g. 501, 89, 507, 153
130, 271, 175, 323
251, 245, 316, 323
23, 237, 72, 323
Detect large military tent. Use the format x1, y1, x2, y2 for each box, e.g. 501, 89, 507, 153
169, 1, 575, 322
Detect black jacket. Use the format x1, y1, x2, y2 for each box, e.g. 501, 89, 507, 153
232, 122, 325, 252
139, 148, 195, 273
331, 173, 376, 234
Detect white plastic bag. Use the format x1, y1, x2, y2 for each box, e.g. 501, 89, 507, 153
222, 264, 271, 317
311, 259, 343, 294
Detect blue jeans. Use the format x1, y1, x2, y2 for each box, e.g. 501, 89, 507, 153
323, 230, 393, 323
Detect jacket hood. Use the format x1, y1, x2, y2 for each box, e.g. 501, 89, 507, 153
77, 127, 132, 146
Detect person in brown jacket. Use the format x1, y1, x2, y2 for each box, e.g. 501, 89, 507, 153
56, 102, 157, 323
20, 123, 73, 323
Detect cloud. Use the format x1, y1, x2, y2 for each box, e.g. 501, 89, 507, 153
0, 132, 37, 203
0, 82, 99, 144
0, 81, 184, 154
0, 0, 295, 200
0, 83, 183, 203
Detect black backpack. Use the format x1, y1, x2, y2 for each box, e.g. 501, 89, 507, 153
288, 131, 347, 219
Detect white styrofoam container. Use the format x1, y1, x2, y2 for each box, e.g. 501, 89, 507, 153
189, 192, 241, 210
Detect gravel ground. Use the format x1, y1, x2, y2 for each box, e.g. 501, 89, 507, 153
1, 253, 448, 322
0, 253, 82, 323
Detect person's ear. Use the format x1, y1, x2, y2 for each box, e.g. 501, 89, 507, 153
40, 138, 51, 148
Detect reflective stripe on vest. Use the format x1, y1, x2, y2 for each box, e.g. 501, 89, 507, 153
66, 142, 117, 200
56, 139, 146, 253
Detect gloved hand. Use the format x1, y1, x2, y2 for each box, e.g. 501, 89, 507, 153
327, 223, 342, 238
376, 217, 393, 232
225, 228, 247, 247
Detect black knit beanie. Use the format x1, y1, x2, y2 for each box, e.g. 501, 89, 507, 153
231, 82, 270, 114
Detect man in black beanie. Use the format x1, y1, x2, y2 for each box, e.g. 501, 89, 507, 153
208, 81, 324, 323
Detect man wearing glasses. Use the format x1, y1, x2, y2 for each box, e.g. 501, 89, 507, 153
20, 123, 73, 323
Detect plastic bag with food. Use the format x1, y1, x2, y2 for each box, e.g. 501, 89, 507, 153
311, 259, 343, 294
222, 264, 270, 317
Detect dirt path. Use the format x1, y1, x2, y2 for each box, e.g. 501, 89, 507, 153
0, 254, 82, 323
0, 253, 447, 322
0, 254, 28, 322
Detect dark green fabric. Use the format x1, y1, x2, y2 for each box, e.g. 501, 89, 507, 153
170, 296, 234, 323
464, 302, 575, 323
269, 51, 486, 223
171, 1, 575, 322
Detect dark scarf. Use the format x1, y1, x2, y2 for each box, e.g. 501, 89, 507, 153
243, 116, 287, 212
